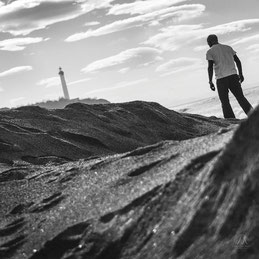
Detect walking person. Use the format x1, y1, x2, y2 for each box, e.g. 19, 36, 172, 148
206, 34, 253, 118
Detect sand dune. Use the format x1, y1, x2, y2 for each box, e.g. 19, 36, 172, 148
0, 101, 236, 165
1, 101, 258, 259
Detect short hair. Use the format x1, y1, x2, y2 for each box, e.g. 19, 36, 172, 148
207, 34, 218, 44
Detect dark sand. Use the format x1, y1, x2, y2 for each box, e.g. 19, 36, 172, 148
0, 101, 258, 259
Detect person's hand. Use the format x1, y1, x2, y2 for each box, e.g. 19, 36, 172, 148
239, 74, 244, 83
209, 81, 215, 91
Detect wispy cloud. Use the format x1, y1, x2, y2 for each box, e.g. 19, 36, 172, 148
247, 44, 259, 53
10, 96, 25, 105
0, 0, 114, 36
195, 32, 259, 52
82, 47, 163, 73
231, 33, 259, 46
86, 78, 148, 95
156, 57, 202, 76
84, 21, 100, 27
108, 0, 189, 15
66, 4, 205, 42
37, 77, 91, 88
193, 45, 208, 52
115, 78, 149, 88
68, 78, 91, 86
144, 19, 259, 51
0, 37, 47, 51
0, 66, 33, 78
118, 67, 130, 74
37, 77, 59, 88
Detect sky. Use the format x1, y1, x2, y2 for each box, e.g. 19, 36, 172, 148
0, 0, 259, 108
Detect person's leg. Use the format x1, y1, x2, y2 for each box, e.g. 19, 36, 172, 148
228, 74, 253, 115
216, 77, 236, 118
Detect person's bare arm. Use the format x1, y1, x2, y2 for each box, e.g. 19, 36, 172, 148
208, 60, 215, 91
234, 54, 244, 83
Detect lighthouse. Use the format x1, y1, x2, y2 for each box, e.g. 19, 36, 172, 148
58, 67, 70, 100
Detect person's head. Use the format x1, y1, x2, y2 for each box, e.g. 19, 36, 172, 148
207, 34, 218, 47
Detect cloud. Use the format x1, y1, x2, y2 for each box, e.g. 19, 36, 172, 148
37, 76, 91, 88
84, 21, 100, 27
0, 37, 46, 51
0, 66, 32, 78
0, 86, 3, 92
115, 78, 148, 88
108, 0, 189, 15
0, 0, 114, 36
247, 44, 259, 53
66, 4, 205, 42
193, 45, 208, 52
10, 96, 25, 105
144, 19, 259, 51
37, 77, 59, 88
195, 32, 259, 52
82, 47, 163, 73
118, 67, 130, 74
69, 78, 91, 86
231, 33, 259, 46
156, 57, 202, 76
86, 78, 148, 95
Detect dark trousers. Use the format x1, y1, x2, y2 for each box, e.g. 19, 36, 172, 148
216, 74, 253, 118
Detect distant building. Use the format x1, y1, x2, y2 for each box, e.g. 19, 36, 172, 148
58, 67, 70, 100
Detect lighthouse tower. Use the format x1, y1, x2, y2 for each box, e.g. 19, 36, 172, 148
58, 67, 70, 100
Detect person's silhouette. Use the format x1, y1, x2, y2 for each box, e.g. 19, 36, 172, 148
206, 34, 253, 118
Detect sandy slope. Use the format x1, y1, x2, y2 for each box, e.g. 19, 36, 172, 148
0, 101, 236, 165
1, 101, 258, 259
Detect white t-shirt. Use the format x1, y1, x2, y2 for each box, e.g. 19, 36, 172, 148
206, 43, 237, 79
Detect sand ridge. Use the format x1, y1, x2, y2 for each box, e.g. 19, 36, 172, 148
0, 101, 236, 165
1, 101, 258, 259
